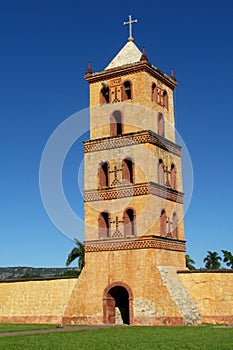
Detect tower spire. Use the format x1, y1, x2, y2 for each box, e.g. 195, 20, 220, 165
140, 47, 148, 62
123, 15, 138, 42
85, 60, 92, 78
170, 68, 176, 81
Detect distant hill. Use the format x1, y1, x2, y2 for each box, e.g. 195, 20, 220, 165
0, 267, 79, 280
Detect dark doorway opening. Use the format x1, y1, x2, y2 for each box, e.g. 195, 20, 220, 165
105, 286, 130, 325
110, 110, 123, 136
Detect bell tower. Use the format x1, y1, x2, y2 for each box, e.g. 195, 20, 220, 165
84, 32, 185, 261
65, 20, 191, 326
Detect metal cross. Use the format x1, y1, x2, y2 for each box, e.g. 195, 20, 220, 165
124, 15, 138, 41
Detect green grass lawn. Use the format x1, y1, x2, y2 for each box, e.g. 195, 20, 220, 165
0, 323, 55, 333
0, 325, 232, 350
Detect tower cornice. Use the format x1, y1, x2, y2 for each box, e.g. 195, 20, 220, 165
84, 129, 181, 156
84, 235, 186, 253
85, 61, 178, 90
84, 181, 184, 204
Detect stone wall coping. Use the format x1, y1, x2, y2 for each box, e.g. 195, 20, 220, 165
177, 269, 233, 274
0, 276, 79, 284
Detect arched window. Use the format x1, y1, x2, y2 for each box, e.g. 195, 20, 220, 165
163, 90, 168, 109
98, 161, 109, 187
170, 164, 176, 189
98, 211, 110, 239
122, 158, 134, 184
110, 110, 123, 136
172, 212, 178, 239
100, 85, 109, 104
122, 81, 132, 101
158, 159, 164, 185
158, 113, 165, 137
160, 209, 166, 237
152, 83, 158, 102
124, 208, 136, 237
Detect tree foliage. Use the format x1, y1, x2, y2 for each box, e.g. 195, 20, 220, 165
203, 251, 222, 270
185, 254, 196, 270
60, 270, 80, 277
66, 239, 85, 272
222, 250, 233, 269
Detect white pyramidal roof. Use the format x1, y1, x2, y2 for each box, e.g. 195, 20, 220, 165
105, 40, 142, 70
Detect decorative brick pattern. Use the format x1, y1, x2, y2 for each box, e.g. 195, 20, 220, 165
112, 229, 123, 238
84, 182, 183, 204
85, 236, 186, 253
84, 130, 181, 157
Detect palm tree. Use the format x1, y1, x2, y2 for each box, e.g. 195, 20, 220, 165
203, 251, 221, 270
186, 254, 196, 270
66, 239, 85, 273
222, 250, 233, 269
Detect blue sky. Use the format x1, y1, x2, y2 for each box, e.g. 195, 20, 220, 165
0, 0, 232, 268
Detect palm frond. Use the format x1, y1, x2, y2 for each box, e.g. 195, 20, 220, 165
66, 247, 80, 266
66, 239, 85, 270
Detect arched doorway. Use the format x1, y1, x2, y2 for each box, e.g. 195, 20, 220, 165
123, 208, 136, 237
122, 158, 134, 184
158, 113, 165, 137
103, 282, 133, 325
110, 110, 123, 136
98, 161, 109, 187
158, 159, 165, 185
98, 211, 110, 239
160, 209, 167, 237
